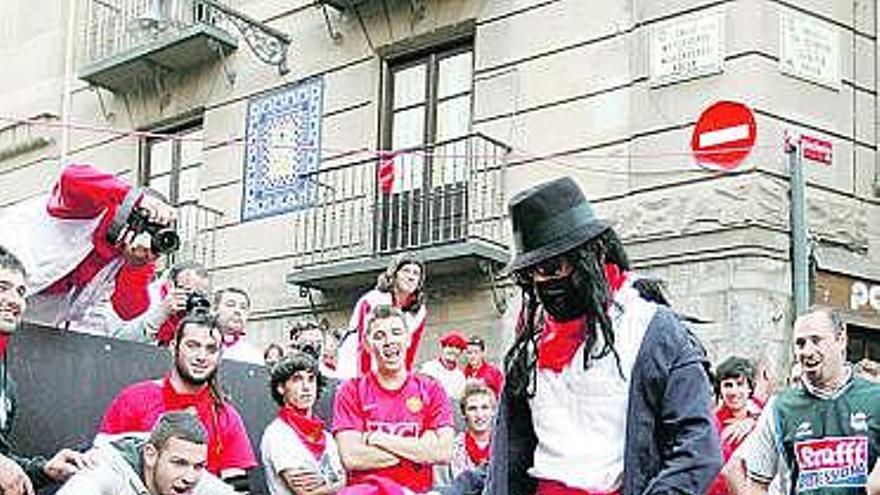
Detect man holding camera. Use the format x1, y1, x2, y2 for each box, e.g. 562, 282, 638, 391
0, 164, 177, 334
112, 261, 211, 344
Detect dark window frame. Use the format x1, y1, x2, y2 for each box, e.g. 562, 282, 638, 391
139, 118, 204, 206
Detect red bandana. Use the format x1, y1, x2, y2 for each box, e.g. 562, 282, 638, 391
278, 406, 326, 460
536, 264, 628, 372
161, 375, 225, 470
464, 431, 491, 466
161, 375, 213, 415
0, 335, 9, 358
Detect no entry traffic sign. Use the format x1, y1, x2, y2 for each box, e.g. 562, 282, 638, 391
691, 101, 757, 171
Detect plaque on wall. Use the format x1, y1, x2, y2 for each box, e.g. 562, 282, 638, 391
649, 8, 725, 87
779, 10, 841, 90
242, 76, 324, 221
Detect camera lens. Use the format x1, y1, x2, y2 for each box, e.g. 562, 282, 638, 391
152, 229, 180, 255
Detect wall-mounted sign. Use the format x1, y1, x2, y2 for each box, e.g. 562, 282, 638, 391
242, 77, 324, 221
650, 8, 725, 87
801, 134, 833, 165
691, 100, 756, 171
814, 271, 880, 321
780, 10, 841, 90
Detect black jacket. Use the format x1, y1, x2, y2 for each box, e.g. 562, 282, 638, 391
0, 363, 52, 489
485, 307, 722, 495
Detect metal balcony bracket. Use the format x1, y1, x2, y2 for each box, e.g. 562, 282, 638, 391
300, 286, 320, 315
479, 260, 510, 316
318, 4, 344, 43
197, 0, 291, 75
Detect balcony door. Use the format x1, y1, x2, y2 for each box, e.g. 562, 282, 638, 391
377, 41, 473, 253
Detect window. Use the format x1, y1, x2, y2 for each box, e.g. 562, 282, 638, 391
847, 324, 880, 362
383, 41, 473, 192
140, 122, 203, 206
376, 40, 474, 253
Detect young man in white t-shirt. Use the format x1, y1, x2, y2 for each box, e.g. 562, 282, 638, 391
261, 353, 346, 495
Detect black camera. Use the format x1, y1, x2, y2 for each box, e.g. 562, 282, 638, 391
185, 292, 211, 316
294, 340, 323, 361
106, 188, 180, 256
127, 207, 180, 255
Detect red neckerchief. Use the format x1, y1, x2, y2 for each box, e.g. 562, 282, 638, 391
161, 374, 212, 413
464, 431, 491, 466
537, 264, 628, 372
161, 375, 224, 465
0, 335, 9, 357
463, 362, 485, 378
278, 406, 326, 460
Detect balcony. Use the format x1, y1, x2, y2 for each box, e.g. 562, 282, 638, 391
285, 133, 511, 292
172, 200, 223, 269
80, 0, 239, 92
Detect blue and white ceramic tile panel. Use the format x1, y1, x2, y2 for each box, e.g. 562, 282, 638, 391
242, 76, 324, 221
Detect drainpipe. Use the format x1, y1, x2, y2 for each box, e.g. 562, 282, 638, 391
875, 0, 880, 194
60, 0, 79, 165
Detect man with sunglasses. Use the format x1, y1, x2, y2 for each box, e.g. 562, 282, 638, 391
485, 177, 721, 495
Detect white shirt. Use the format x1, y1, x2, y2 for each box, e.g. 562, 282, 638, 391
223, 338, 264, 365
261, 418, 345, 495
527, 282, 654, 492
420, 359, 466, 400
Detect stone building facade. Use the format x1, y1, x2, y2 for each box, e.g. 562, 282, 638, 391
1, 0, 878, 375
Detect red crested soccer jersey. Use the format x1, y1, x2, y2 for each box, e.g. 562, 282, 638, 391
333, 373, 454, 492
99, 376, 256, 474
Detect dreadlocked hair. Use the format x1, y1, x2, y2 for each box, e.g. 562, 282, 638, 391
505, 228, 631, 399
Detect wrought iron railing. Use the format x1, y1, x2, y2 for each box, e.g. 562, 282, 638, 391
82, 0, 290, 74
289, 133, 510, 269
172, 200, 222, 269
82, 0, 226, 64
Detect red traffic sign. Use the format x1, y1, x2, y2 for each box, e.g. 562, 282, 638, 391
691, 101, 757, 171
801, 134, 832, 165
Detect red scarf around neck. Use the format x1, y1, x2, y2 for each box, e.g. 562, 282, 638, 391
0, 335, 9, 358
161, 374, 213, 412
536, 264, 628, 372
278, 406, 326, 460
464, 431, 491, 466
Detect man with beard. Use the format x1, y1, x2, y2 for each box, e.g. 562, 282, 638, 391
334, 305, 454, 493
0, 246, 93, 495
733, 306, 880, 494
57, 411, 235, 495
97, 313, 257, 490
486, 177, 721, 495
214, 287, 263, 364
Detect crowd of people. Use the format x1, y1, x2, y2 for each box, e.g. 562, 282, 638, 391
0, 166, 878, 495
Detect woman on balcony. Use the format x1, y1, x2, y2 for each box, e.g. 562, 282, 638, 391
334, 255, 426, 380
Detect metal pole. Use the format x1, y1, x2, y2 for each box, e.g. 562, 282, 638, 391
788, 135, 809, 316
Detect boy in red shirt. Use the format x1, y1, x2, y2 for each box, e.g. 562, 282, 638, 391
333, 305, 454, 493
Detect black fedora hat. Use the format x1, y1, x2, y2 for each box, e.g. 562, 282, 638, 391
505, 177, 609, 273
